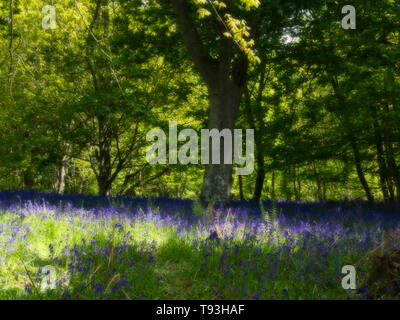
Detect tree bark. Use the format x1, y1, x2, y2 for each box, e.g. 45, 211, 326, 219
297, 171, 302, 200
382, 105, 400, 201
200, 82, 243, 203
293, 166, 301, 201
374, 121, 390, 200
271, 171, 275, 199
57, 141, 71, 194
23, 167, 34, 190
312, 162, 323, 201
169, 0, 248, 203
385, 142, 400, 201
383, 101, 400, 201
84, 0, 126, 197
244, 62, 268, 201
96, 116, 113, 196
58, 156, 68, 194
238, 175, 244, 200
282, 170, 290, 200
351, 141, 374, 202
253, 165, 265, 201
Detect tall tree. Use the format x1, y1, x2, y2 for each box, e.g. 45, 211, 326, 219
164, 0, 258, 203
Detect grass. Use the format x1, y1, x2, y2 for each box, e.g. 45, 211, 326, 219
0, 192, 399, 300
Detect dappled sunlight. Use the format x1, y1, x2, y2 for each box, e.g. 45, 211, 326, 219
1, 191, 399, 299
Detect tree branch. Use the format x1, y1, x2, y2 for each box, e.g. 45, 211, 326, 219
169, 0, 217, 85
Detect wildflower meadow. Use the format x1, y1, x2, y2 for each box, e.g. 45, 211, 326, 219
1, 191, 399, 300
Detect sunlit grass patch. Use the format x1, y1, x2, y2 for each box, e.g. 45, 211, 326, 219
0, 192, 399, 300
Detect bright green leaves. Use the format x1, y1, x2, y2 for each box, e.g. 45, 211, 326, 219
197, 7, 211, 18
239, 0, 260, 11
224, 13, 260, 63
193, 0, 260, 63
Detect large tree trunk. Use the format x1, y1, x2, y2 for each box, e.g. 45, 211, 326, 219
96, 166, 112, 197
169, 0, 249, 204
200, 83, 243, 203
97, 177, 111, 196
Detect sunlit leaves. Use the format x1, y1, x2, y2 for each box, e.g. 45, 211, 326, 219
224, 13, 260, 63
197, 7, 211, 18
239, 0, 260, 11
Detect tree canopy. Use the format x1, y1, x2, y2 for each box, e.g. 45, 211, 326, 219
0, 0, 399, 202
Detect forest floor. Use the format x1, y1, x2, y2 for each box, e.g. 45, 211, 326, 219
0, 191, 399, 300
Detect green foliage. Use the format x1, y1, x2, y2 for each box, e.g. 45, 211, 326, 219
0, 0, 399, 202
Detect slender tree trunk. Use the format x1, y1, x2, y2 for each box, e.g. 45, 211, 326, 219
271, 171, 275, 199
293, 166, 300, 201
282, 170, 290, 200
386, 176, 395, 201
374, 122, 390, 200
238, 175, 244, 200
383, 102, 400, 201
96, 115, 113, 196
58, 157, 68, 194
58, 142, 71, 194
351, 141, 374, 202
8, 0, 14, 96
297, 172, 302, 200
243, 62, 268, 201
79, 175, 87, 194
23, 167, 34, 190
312, 162, 322, 201
384, 140, 400, 201
85, 1, 125, 197
253, 166, 265, 200
329, 76, 374, 202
